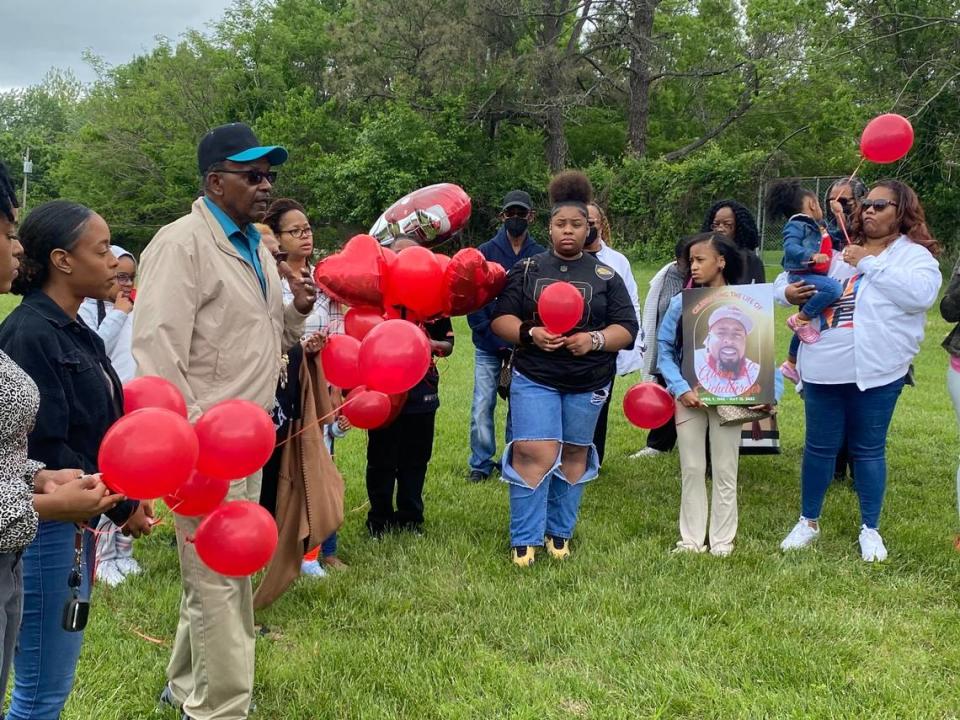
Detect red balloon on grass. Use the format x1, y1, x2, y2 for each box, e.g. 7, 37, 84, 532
193, 501, 278, 577
123, 376, 188, 418
623, 382, 674, 429
342, 386, 393, 429
98, 408, 198, 499
164, 470, 230, 517
344, 307, 385, 341
358, 319, 432, 394
537, 281, 584, 334
194, 399, 275, 481
321, 334, 361, 389
860, 113, 914, 164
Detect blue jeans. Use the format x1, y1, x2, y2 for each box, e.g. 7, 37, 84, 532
800, 378, 905, 529
469, 348, 512, 474
502, 371, 608, 546
7, 521, 93, 720
788, 272, 843, 319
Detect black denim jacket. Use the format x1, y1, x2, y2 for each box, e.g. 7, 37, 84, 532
0, 291, 137, 524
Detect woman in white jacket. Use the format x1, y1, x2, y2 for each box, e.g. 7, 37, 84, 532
585, 203, 644, 465
78, 246, 140, 585
778, 181, 942, 561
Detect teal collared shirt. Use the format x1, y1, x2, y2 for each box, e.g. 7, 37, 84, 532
203, 197, 266, 294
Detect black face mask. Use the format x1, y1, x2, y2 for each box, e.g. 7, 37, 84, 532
586, 226, 599, 245
504, 217, 528, 238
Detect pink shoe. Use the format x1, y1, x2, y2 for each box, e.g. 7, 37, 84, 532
780, 361, 800, 384
787, 314, 821, 344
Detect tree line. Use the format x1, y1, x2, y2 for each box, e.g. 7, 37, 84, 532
1, 0, 958, 259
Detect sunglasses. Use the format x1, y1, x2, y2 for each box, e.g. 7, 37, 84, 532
271, 250, 290, 263
860, 199, 898, 211
215, 169, 278, 185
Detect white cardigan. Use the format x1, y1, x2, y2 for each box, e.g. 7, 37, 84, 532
774, 235, 941, 390
595, 241, 645, 376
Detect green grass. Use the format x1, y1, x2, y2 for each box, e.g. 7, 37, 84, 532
9, 263, 960, 719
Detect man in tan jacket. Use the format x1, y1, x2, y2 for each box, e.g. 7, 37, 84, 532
132, 122, 316, 720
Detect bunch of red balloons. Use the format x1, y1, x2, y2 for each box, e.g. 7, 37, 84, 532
98, 376, 279, 577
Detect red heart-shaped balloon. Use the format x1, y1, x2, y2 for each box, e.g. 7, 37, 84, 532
313, 234, 387, 308
444, 249, 509, 316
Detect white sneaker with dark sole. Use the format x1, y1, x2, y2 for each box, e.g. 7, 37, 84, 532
780, 517, 820, 551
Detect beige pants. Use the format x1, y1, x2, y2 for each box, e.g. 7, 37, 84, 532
675, 403, 742, 553
167, 471, 262, 720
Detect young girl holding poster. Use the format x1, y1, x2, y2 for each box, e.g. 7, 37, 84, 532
657, 233, 779, 556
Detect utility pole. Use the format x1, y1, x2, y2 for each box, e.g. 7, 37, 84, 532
21, 147, 32, 213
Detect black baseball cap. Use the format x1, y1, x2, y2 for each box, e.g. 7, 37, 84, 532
197, 122, 288, 174
501, 190, 532, 211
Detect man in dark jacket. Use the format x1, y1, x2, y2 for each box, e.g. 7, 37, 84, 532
465, 190, 544, 482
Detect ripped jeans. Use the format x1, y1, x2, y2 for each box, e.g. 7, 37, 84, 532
501, 370, 610, 547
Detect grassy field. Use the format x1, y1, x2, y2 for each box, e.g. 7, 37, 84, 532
6, 262, 960, 719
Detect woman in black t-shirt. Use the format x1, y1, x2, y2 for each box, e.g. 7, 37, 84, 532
491, 172, 638, 567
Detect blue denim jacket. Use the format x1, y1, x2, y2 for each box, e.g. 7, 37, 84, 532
781, 214, 826, 272
657, 293, 783, 401
0, 291, 137, 524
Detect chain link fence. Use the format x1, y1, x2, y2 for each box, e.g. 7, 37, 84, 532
756, 176, 845, 260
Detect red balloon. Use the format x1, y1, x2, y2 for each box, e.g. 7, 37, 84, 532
344, 307, 385, 341
537, 281, 584, 334
342, 386, 392, 429
194, 400, 276, 481
123, 376, 188, 418
623, 382, 674, 429
320, 334, 361, 389
313, 234, 387, 307
383, 246, 447, 318
193, 501, 278, 577
370, 183, 472, 248
384, 391, 408, 427
860, 113, 914, 164
164, 470, 230, 517
358, 319, 432, 394
98, 408, 198, 499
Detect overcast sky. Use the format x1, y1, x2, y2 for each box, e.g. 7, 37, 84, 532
2, 0, 237, 90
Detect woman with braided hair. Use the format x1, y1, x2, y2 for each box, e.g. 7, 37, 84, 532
491, 171, 639, 566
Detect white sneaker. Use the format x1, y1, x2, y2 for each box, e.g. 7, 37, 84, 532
115, 557, 142, 576
630, 447, 664, 459
96, 560, 128, 587
859, 526, 888, 562
780, 517, 820, 551
300, 559, 328, 578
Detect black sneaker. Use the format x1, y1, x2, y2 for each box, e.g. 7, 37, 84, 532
468, 470, 489, 483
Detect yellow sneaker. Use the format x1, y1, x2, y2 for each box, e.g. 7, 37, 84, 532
544, 535, 570, 560
511, 546, 536, 567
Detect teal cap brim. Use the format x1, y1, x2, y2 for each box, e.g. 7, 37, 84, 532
226, 145, 288, 166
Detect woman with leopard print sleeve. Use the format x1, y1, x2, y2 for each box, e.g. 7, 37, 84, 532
0, 165, 126, 715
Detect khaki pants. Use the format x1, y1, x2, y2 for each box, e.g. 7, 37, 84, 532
675, 403, 742, 553
167, 472, 262, 720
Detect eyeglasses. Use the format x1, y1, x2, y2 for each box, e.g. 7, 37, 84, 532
279, 226, 313, 239
214, 169, 277, 185
860, 199, 898, 211
271, 250, 290, 264
116, 272, 136, 284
